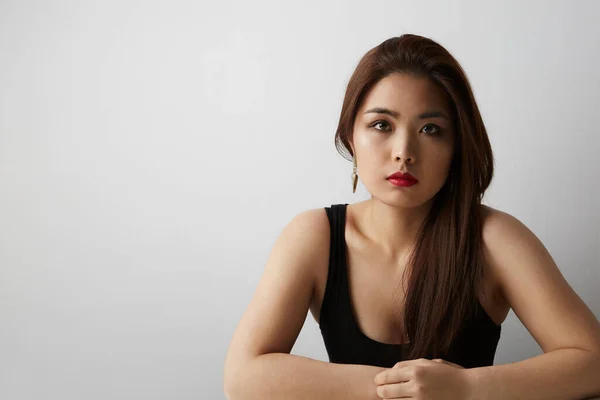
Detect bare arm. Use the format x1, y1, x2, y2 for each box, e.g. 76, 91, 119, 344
467, 209, 600, 399
227, 353, 385, 400
223, 208, 384, 400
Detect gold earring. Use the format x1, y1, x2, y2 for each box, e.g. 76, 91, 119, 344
351, 155, 358, 193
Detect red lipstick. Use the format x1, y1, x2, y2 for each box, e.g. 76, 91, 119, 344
387, 172, 418, 187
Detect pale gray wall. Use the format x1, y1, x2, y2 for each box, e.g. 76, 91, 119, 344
1, 0, 598, 399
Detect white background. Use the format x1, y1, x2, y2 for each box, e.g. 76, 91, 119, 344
1, 1, 599, 399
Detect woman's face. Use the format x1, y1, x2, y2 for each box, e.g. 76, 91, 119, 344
351, 72, 456, 209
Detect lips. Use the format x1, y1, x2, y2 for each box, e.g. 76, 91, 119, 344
387, 172, 418, 182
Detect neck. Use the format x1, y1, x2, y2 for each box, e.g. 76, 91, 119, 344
363, 197, 434, 262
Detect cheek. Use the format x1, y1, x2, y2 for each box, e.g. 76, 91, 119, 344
354, 129, 382, 150
423, 147, 454, 178
354, 135, 370, 151
433, 141, 454, 164
439, 151, 454, 172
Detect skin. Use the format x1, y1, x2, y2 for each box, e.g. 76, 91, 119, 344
224, 72, 600, 400
349, 73, 600, 399
310, 71, 507, 346
349, 72, 456, 264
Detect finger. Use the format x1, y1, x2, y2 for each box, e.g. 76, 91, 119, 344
376, 381, 413, 399
392, 357, 431, 369
432, 358, 465, 369
373, 365, 414, 385
375, 358, 433, 385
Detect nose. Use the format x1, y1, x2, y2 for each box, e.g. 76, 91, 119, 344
393, 136, 416, 165
395, 154, 413, 164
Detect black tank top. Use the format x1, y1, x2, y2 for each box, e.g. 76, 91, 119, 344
319, 203, 501, 368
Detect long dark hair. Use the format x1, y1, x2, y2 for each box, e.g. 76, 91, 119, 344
334, 34, 495, 359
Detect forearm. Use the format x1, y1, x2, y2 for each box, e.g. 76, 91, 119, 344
225, 352, 386, 400
468, 348, 600, 400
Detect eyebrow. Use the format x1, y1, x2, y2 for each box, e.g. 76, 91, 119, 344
364, 107, 449, 120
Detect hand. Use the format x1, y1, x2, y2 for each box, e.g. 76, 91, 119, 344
373, 358, 474, 399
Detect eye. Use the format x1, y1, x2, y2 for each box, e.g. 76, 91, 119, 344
421, 124, 442, 136
370, 121, 443, 136
370, 120, 391, 132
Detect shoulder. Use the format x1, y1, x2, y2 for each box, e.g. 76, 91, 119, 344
477, 205, 600, 353
480, 204, 522, 240
478, 204, 539, 304
287, 206, 331, 243
223, 206, 333, 379
479, 204, 536, 257
281, 206, 332, 279
479, 204, 536, 277
479, 204, 562, 311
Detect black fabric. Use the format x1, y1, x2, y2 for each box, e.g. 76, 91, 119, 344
319, 203, 501, 368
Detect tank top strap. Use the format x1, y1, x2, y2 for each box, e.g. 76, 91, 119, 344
320, 203, 350, 327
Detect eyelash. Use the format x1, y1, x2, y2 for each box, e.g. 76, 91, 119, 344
370, 120, 442, 136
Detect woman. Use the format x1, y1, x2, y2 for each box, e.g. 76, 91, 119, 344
223, 34, 600, 400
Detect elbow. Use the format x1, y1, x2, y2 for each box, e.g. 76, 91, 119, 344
223, 365, 239, 400
223, 356, 254, 400
223, 374, 233, 400
223, 385, 235, 400
223, 374, 238, 400
225, 350, 271, 399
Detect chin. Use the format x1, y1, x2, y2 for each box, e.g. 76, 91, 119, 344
375, 187, 441, 210
374, 194, 434, 210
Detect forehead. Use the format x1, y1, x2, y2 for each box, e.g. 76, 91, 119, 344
358, 73, 452, 116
